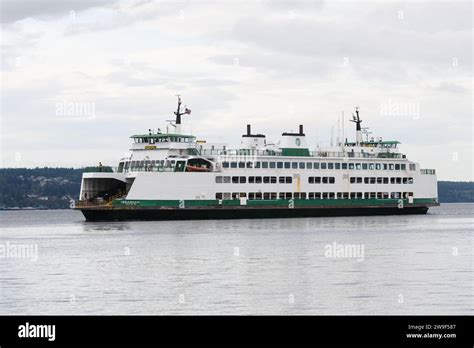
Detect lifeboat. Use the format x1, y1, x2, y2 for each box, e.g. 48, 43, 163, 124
186, 165, 211, 172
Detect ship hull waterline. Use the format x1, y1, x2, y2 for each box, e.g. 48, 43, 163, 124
78, 204, 433, 222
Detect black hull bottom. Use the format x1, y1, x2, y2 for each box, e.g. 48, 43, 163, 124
79, 206, 430, 221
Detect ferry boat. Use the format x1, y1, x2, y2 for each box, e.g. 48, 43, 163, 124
75, 96, 439, 221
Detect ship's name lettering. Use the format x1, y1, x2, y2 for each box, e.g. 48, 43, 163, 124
122, 200, 140, 206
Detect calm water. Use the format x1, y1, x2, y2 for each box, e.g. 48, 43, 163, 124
0, 204, 472, 315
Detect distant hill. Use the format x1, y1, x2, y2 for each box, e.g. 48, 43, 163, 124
0, 168, 472, 209
0, 168, 83, 209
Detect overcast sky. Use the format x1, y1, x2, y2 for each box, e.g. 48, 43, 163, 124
0, 0, 472, 180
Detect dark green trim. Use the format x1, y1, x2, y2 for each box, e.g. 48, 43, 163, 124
281, 148, 311, 156
113, 198, 437, 208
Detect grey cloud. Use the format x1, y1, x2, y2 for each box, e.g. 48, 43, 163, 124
366, 2, 473, 33
209, 51, 334, 78
104, 71, 167, 87
227, 6, 472, 69
0, 0, 114, 23
64, 0, 188, 35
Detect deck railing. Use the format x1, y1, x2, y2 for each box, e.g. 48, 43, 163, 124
75, 190, 126, 207
194, 148, 403, 159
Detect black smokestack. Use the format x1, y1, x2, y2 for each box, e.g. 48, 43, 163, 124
247, 124, 251, 136
299, 125, 304, 135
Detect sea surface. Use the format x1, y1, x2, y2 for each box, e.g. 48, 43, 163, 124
0, 204, 472, 315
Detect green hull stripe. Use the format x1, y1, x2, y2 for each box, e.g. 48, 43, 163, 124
113, 198, 437, 208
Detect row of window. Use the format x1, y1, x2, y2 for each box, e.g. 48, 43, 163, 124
222, 161, 414, 171
215, 192, 414, 200
215, 175, 412, 185
308, 177, 336, 184
349, 177, 414, 184
124, 159, 176, 171
134, 136, 192, 144
215, 176, 293, 184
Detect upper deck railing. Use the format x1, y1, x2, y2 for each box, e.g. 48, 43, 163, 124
420, 169, 436, 175
195, 148, 404, 159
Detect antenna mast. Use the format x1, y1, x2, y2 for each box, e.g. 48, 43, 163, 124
173, 94, 191, 134
341, 111, 345, 147
349, 106, 363, 145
